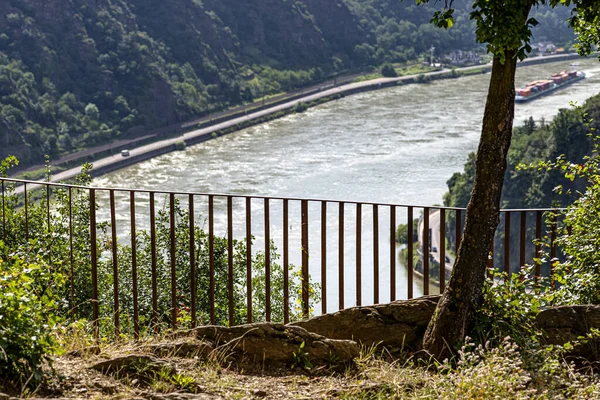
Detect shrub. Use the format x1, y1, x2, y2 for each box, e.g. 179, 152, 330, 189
0, 244, 64, 385
380, 63, 398, 78
175, 140, 186, 150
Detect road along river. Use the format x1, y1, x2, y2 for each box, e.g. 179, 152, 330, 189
94, 58, 600, 311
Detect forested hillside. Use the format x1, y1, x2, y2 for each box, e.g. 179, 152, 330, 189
0, 0, 574, 164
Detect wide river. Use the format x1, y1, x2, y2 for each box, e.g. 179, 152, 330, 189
95, 58, 600, 310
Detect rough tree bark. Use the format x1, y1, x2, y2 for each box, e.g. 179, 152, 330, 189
421, 49, 522, 360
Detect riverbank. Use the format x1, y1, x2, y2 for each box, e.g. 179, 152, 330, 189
16, 53, 585, 185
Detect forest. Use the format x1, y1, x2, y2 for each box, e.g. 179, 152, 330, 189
0, 0, 574, 165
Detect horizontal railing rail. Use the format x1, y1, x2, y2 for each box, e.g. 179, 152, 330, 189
0, 177, 567, 339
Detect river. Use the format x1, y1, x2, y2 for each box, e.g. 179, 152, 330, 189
94, 58, 600, 310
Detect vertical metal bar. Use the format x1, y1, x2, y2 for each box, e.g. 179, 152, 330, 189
455, 209, 462, 252
246, 197, 252, 324
504, 211, 511, 277
46, 184, 52, 266
228, 196, 234, 326
487, 236, 494, 279
301, 200, 309, 319
439, 208, 446, 292
110, 190, 120, 337
170, 193, 177, 330
535, 210, 542, 282
24, 183, 28, 241
47, 184, 51, 232
264, 198, 271, 322
373, 205, 379, 304
189, 194, 196, 329
407, 206, 414, 299
550, 212, 557, 287
208, 195, 215, 325
356, 203, 362, 306
520, 211, 526, 276
283, 199, 289, 323
423, 207, 430, 296
69, 187, 75, 322
1, 180, 5, 243
130, 191, 139, 339
89, 189, 99, 340
390, 206, 396, 301
150, 192, 158, 333
321, 201, 327, 314
339, 202, 345, 310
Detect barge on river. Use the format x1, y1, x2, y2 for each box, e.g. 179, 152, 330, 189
515, 68, 586, 103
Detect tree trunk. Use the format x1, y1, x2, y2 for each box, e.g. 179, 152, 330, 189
421, 50, 519, 360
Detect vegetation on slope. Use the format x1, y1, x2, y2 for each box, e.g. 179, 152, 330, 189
0, 0, 575, 166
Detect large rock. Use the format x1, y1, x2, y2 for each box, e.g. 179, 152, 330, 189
191, 323, 359, 370
291, 295, 440, 351
536, 305, 600, 360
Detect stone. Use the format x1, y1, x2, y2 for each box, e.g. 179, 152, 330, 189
536, 305, 600, 360
291, 295, 440, 351
142, 338, 214, 358
191, 322, 359, 370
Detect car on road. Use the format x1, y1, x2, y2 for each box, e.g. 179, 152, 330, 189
121, 149, 130, 157
431, 246, 438, 253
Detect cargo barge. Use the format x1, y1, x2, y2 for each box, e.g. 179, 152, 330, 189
515, 69, 586, 103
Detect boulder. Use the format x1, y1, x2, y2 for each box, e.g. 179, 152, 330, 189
191, 323, 359, 370
291, 295, 440, 351
536, 305, 600, 360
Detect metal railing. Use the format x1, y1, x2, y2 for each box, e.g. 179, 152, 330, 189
0, 177, 565, 338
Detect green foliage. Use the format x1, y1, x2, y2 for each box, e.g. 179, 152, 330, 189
395, 219, 419, 243
0, 158, 318, 342
0, 0, 579, 166
380, 63, 398, 77
293, 102, 309, 113
0, 243, 64, 385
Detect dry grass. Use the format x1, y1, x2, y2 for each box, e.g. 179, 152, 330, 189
6, 331, 600, 399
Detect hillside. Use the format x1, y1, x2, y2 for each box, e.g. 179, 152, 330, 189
0, 0, 574, 165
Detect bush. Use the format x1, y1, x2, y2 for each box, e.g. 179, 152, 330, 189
380, 63, 398, 78
0, 244, 64, 385
293, 102, 308, 113
175, 140, 186, 150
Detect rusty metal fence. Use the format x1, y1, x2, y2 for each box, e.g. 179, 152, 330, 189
0, 177, 565, 338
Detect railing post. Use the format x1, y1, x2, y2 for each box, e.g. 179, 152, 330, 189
110, 190, 120, 337
389, 206, 396, 301
246, 197, 252, 324
423, 207, 430, 295
373, 205, 379, 304
356, 203, 362, 306
321, 201, 327, 315
504, 211, 511, 277
338, 202, 345, 309
283, 199, 289, 323
301, 200, 309, 319
170, 193, 177, 330
228, 196, 234, 326
150, 192, 158, 333
407, 206, 414, 299
89, 188, 99, 340
264, 198, 271, 322
439, 208, 446, 292
189, 194, 196, 329
130, 191, 139, 338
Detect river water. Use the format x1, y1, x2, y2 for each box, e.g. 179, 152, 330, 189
94, 58, 600, 310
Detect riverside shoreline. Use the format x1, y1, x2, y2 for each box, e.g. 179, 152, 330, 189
16, 53, 585, 186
